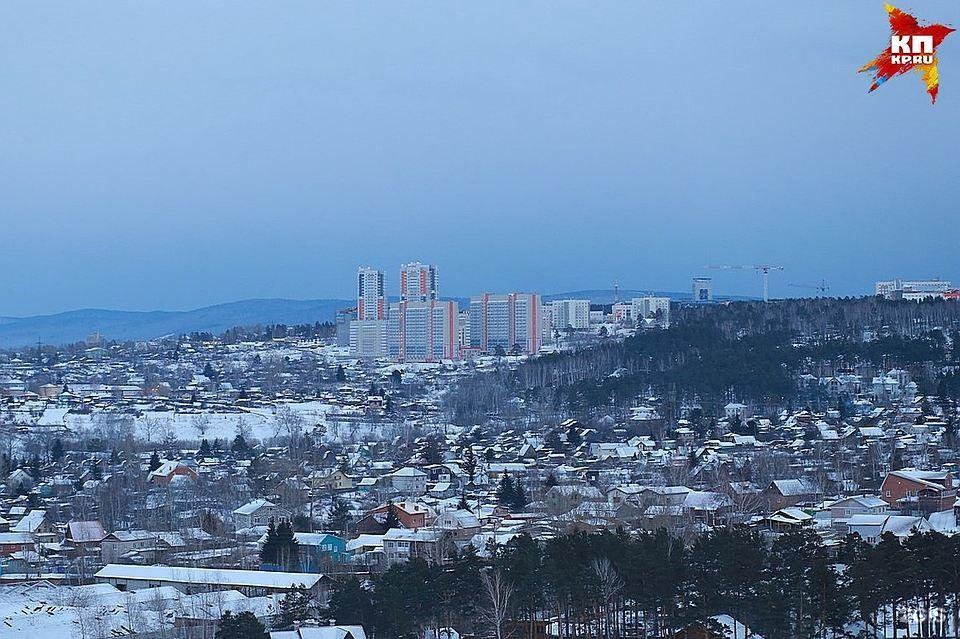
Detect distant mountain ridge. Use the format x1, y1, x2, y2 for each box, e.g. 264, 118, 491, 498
0, 289, 755, 349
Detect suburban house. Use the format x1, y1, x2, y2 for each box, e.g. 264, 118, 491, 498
385, 467, 428, 495
64, 520, 107, 557
383, 528, 439, 565
363, 501, 434, 530
544, 484, 604, 514
880, 469, 956, 514
846, 514, 932, 543
148, 461, 199, 485
826, 495, 888, 524
0, 532, 36, 555
760, 479, 819, 511
312, 469, 355, 492
257, 531, 347, 570
233, 499, 292, 530
434, 509, 482, 543
271, 625, 367, 639
11, 509, 51, 535
101, 530, 190, 563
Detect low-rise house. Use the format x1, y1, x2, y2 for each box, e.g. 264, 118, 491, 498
64, 520, 107, 557
880, 469, 956, 514
385, 467, 427, 496
258, 531, 347, 570
760, 479, 819, 512
762, 507, 815, 533
826, 496, 888, 523
5, 469, 35, 495
148, 460, 199, 485
544, 484, 604, 514
360, 501, 435, 532
101, 530, 188, 563
383, 528, 439, 565
434, 509, 481, 543
11, 509, 50, 535
233, 499, 292, 530
271, 625, 367, 639
0, 531, 35, 554
847, 514, 932, 543
312, 469, 355, 492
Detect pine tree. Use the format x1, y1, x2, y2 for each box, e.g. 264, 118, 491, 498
513, 478, 528, 510
462, 446, 477, 485
277, 586, 313, 629
198, 439, 211, 460
215, 611, 268, 639
328, 497, 352, 534
232, 434, 249, 455
335, 365, 347, 382
275, 520, 300, 571
50, 438, 63, 462
149, 450, 162, 471
260, 519, 279, 566
497, 475, 517, 509
384, 501, 401, 530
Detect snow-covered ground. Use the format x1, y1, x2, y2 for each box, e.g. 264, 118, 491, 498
0, 581, 278, 638
14, 400, 401, 445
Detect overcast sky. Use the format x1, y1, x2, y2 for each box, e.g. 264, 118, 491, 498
1, 2, 957, 316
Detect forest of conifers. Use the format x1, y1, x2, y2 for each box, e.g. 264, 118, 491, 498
326, 527, 960, 639
446, 297, 960, 423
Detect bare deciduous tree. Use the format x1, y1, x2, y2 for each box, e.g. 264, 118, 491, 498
481, 569, 514, 639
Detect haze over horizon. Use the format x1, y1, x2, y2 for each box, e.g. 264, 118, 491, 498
2, 2, 958, 316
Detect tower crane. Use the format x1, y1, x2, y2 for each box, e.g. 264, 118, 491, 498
707, 264, 784, 302
788, 279, 830, 296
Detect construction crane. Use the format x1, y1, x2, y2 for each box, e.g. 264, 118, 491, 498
707, 264, 784, 302
788, 279, 830, 296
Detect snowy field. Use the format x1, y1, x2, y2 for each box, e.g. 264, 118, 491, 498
0, 581, 277, 638
13, 400, 405, 446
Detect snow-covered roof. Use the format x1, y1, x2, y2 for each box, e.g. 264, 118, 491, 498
272, 626, 367, 639
66, 521, 107, 542
234, 498, 279, 515
94, 564, 327, 590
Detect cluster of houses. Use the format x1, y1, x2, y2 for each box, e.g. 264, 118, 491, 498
0, 329, 956, 637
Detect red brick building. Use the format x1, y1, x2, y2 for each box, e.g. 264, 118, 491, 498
880, 470, 955, 514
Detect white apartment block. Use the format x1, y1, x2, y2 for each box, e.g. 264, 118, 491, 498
875, 278, 954, 300
630, 297, 671, 328
468, 293, 543, 355
549, 299, 591, 331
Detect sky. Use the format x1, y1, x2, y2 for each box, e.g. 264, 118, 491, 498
1, 1, 958, 316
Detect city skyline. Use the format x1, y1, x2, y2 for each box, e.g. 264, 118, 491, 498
2, 2, 958, 316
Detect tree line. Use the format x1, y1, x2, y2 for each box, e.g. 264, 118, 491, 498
326, 526, 960, 639
447, 297, 959, 424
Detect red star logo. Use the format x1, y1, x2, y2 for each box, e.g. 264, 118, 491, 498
859, 4, 954, 103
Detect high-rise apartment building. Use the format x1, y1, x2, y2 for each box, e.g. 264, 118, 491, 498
352, 267, 388, 357
692, 277, 713, 303
388, 300, 458, 362
630, 296, 671, 328
400, 262, 438, 302
357, 267, 385, 320
549, 299, 591, 331
468, 293, 543, 355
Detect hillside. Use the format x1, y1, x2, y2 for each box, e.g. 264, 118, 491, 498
0, 298, 352, 348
